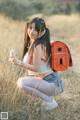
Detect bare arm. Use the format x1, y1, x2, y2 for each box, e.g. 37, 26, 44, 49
9, 45, 41, 72
16, 60, 39, 72
9, 57, 39, 72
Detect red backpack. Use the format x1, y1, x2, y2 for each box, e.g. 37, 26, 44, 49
51, 41, 72, 71
29, 40, 72, 72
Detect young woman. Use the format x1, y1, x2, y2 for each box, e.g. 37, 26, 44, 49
9, 17, 64, 111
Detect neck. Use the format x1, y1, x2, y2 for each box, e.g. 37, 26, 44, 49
30, 39, 35, 44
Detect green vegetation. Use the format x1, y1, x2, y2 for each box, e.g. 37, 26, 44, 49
0, 0, 80, 20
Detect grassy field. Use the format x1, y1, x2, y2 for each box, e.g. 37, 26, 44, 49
0, 14, 80, 120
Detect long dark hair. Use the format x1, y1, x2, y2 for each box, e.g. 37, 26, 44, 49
22, 17, 52, 68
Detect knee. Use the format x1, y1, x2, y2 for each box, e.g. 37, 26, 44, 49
17, 78, 24, 90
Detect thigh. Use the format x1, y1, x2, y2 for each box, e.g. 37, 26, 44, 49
18, 76, 60, 96
50, 83, 61, 96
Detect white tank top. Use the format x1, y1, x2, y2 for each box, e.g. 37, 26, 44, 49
23, 51, 52, 76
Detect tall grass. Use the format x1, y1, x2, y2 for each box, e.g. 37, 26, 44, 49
0, 14, 80, 120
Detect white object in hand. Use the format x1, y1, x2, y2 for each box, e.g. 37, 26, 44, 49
9, 49, 16, 58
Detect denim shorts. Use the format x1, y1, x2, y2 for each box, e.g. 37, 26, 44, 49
43, 72, 64, 92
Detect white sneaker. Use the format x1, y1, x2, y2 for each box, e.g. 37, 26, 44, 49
44, 99, 58, 111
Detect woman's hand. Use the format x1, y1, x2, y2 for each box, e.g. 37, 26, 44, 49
9, 49, 22, 66
8, 56, 20, 65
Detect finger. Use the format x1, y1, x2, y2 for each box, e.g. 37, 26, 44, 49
8, 58, 14, 64
8, 58, 12, 62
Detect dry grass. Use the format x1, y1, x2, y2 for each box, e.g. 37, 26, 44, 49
0, 14, 80, 120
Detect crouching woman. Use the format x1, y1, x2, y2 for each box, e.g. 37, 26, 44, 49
9, 17, 64, 111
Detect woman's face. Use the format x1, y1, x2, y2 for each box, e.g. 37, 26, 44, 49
27, 23, 39, 42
